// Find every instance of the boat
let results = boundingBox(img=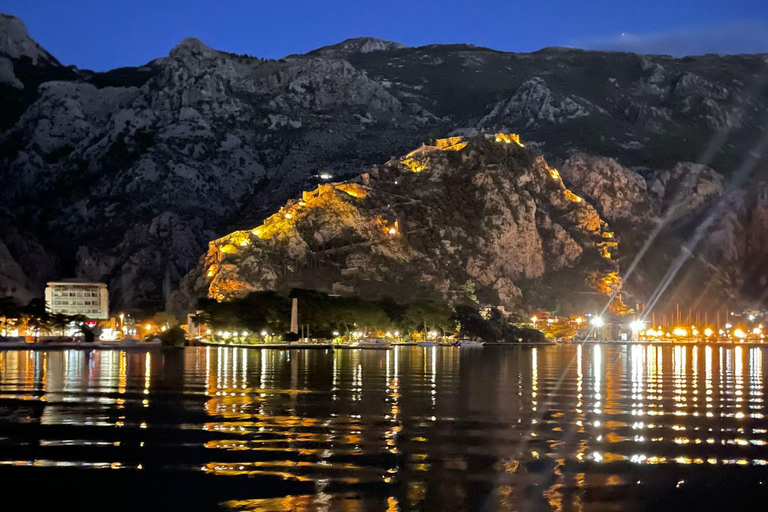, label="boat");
[417,341,437,347]
[94,338,163,349]
[457,339,485,347]
[353,337,393,349]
